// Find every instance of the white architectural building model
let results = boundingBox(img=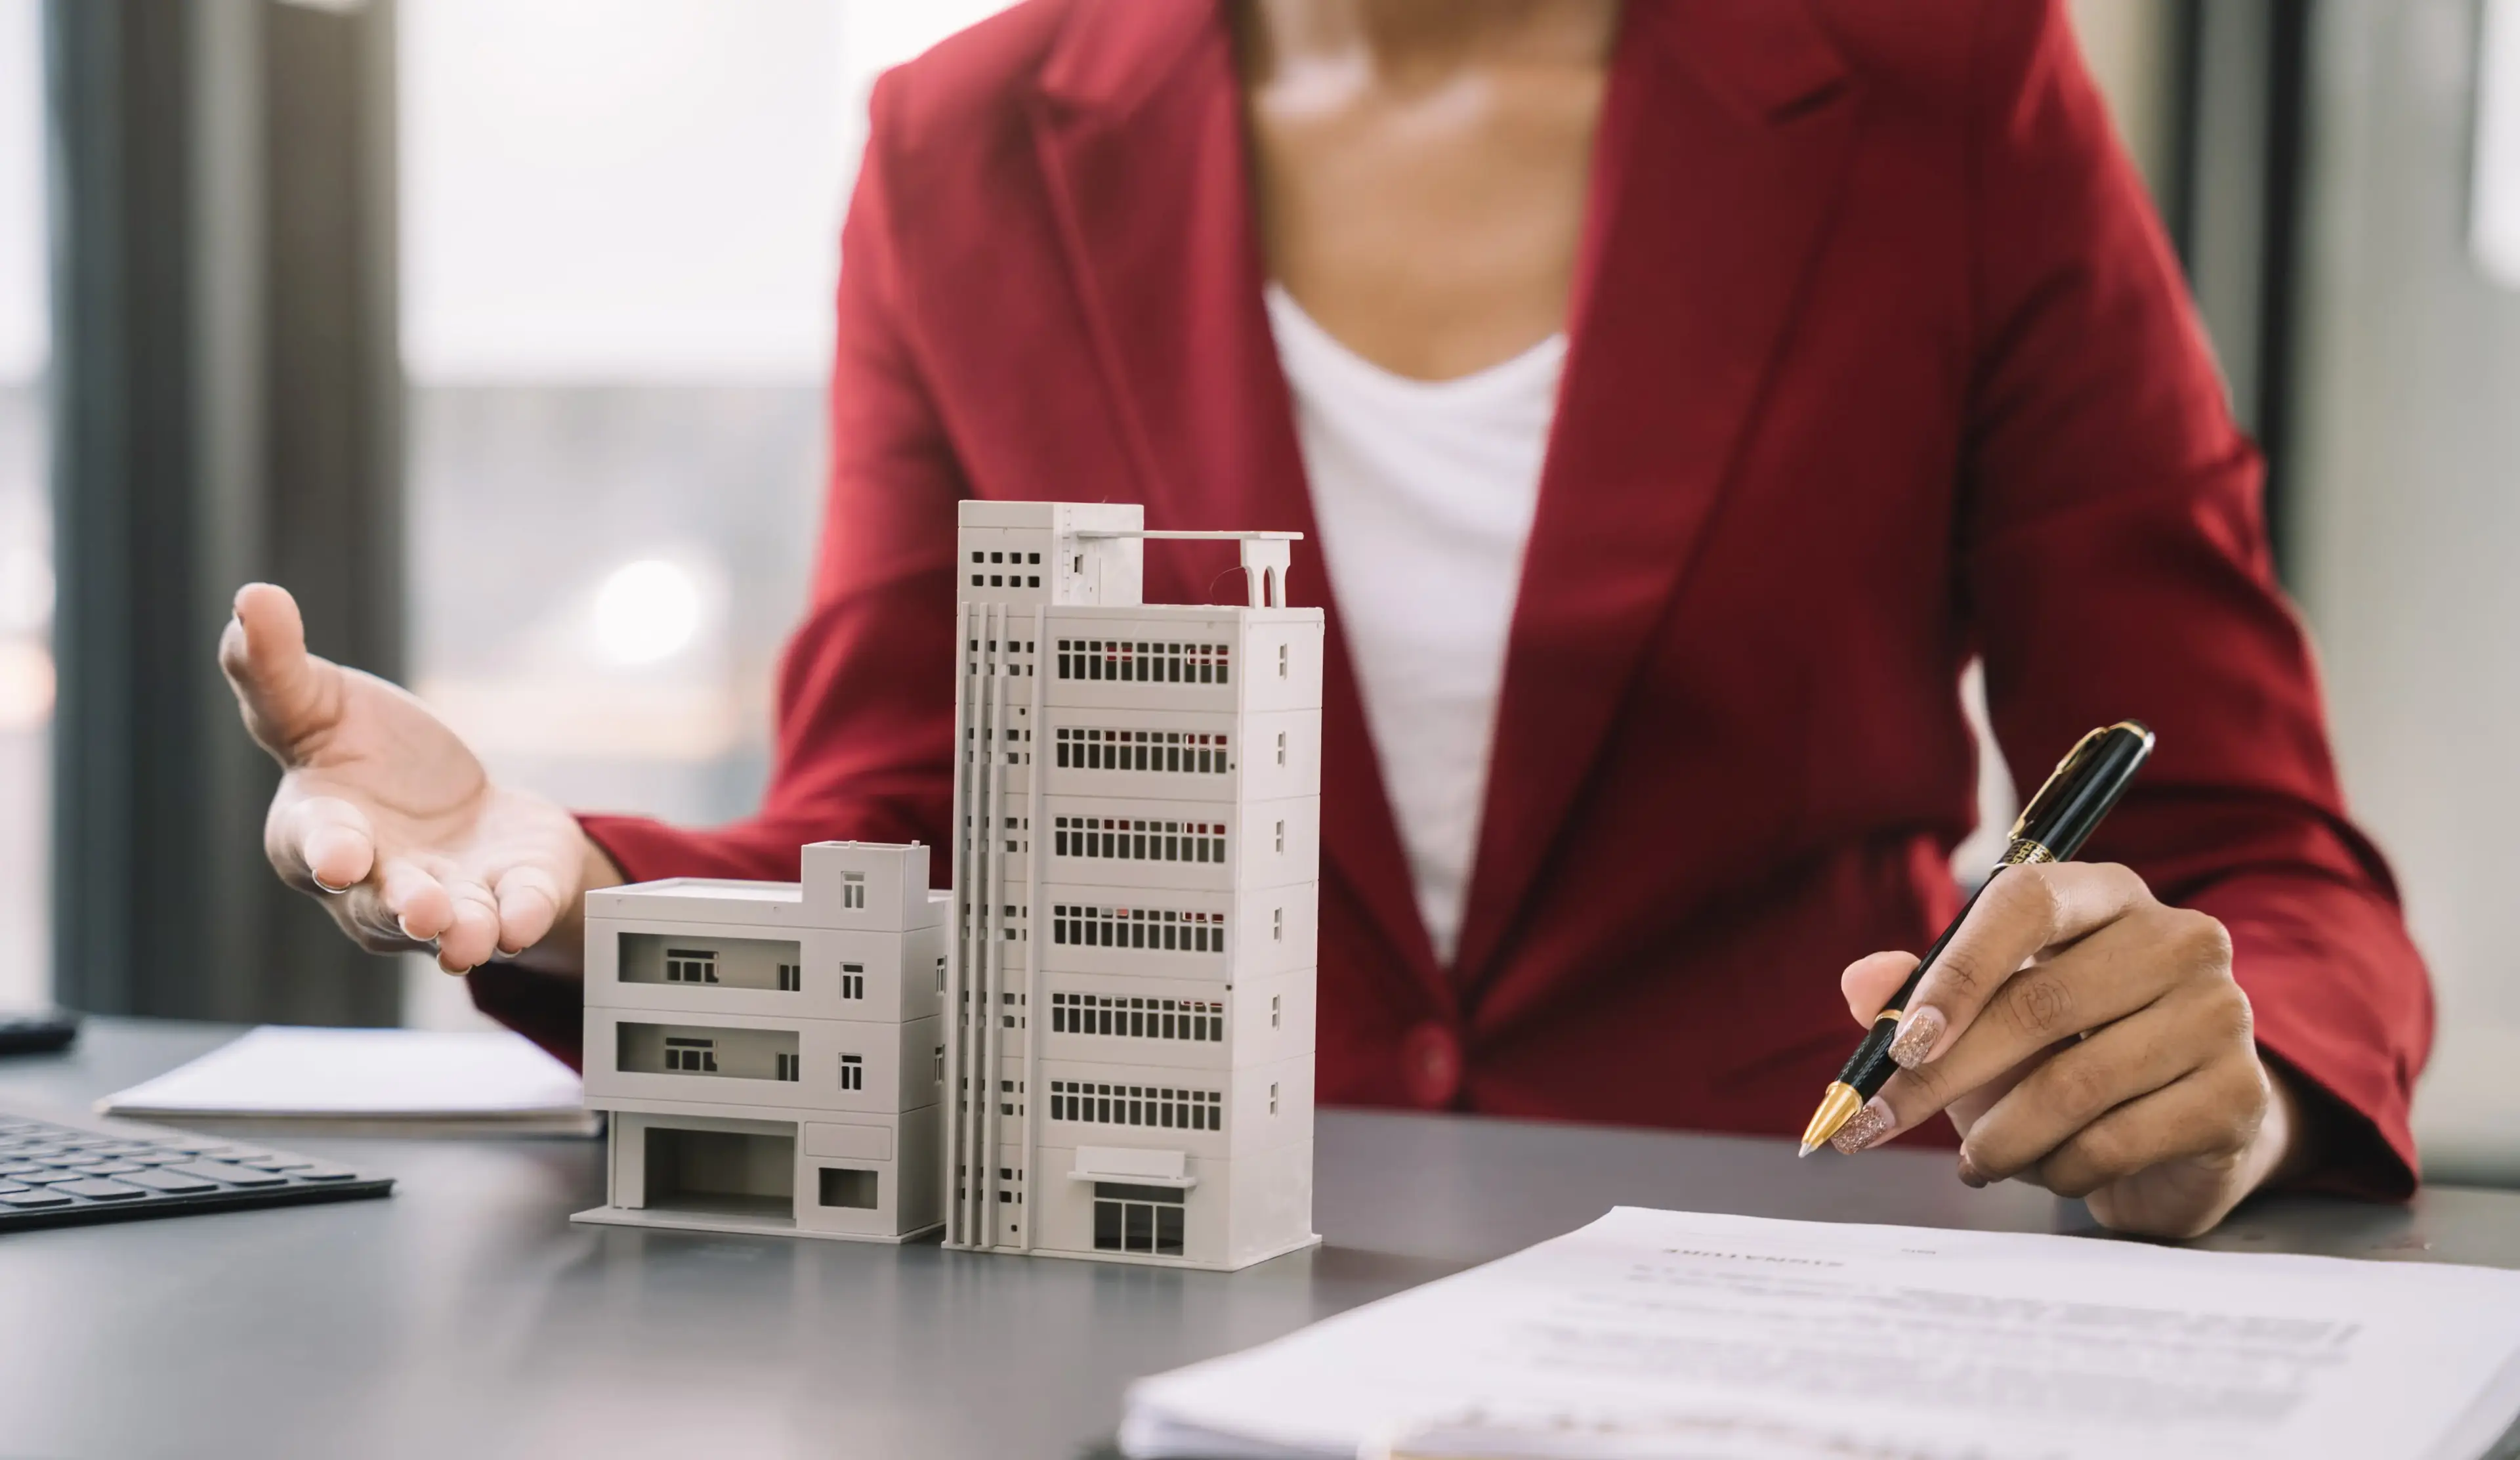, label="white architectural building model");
[945,500,1324,1270]
[573,841,947,1243]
